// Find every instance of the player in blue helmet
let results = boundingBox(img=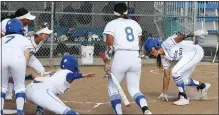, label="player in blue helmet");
[25,55,95,115]
[5,19,24,35]
[1,18,33,115]
[144,34,211,106]
[60,54,79,72]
